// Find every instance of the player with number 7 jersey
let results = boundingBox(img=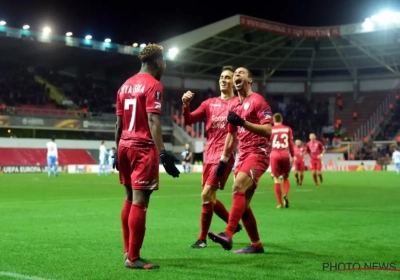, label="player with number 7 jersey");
[270,113,295,208]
